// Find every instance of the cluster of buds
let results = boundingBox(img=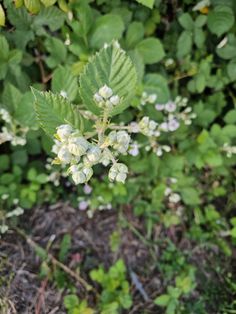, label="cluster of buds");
[51,123,130,185]
[138,117,160,137]
[108,130,130,154]
[140,92,157,106]
[0,109,28,146]
[165,178,181,204]
[93,85,120,110]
